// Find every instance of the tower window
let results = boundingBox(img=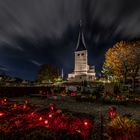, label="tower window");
[77,54,80,56]
[81,53,84,56]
